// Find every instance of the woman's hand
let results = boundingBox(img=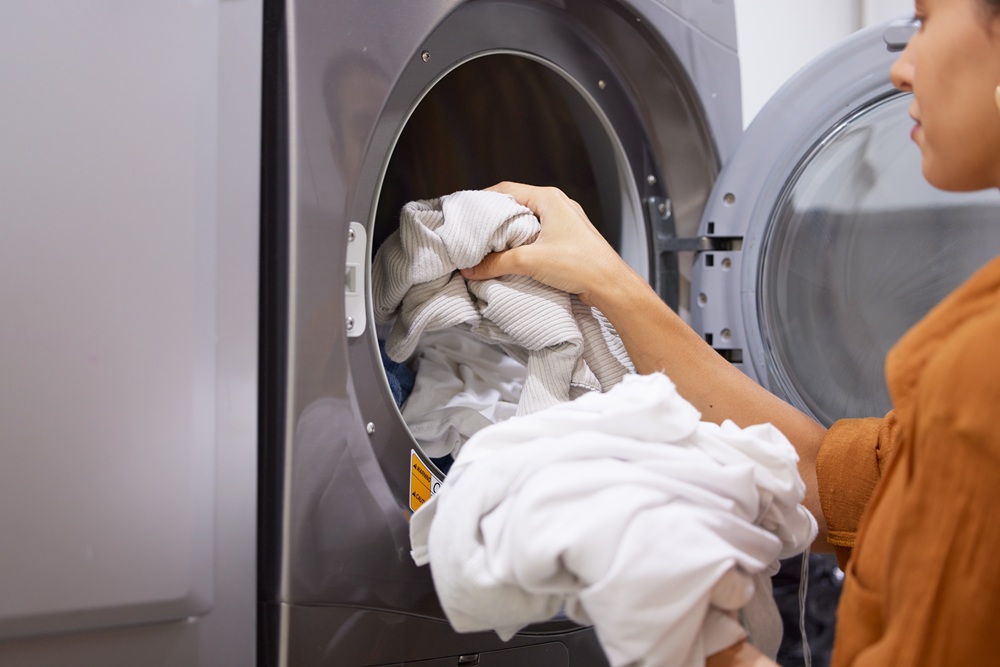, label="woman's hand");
[460,182,635,305]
